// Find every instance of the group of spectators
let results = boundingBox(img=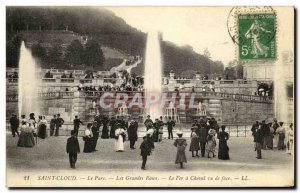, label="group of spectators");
[77,85,144,93]
[251,119,294,159]
[189,118,229,160]
[7,72,19,82]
